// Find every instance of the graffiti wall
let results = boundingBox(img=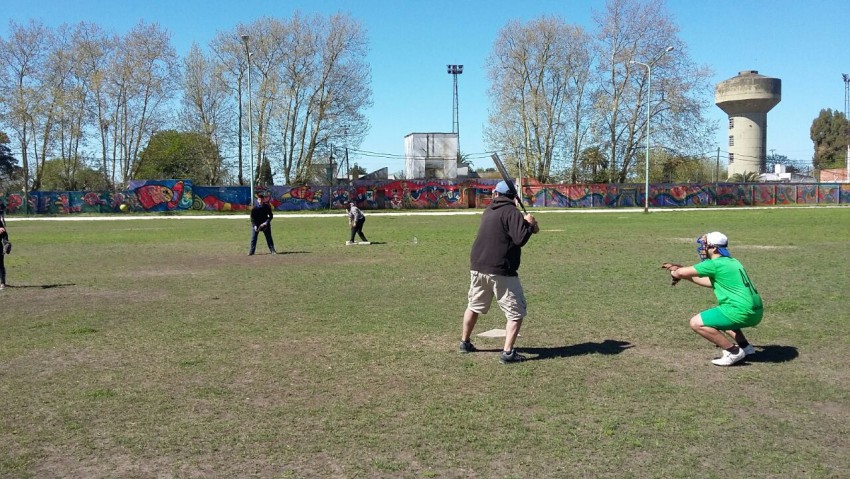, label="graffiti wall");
[2,181,849,214]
